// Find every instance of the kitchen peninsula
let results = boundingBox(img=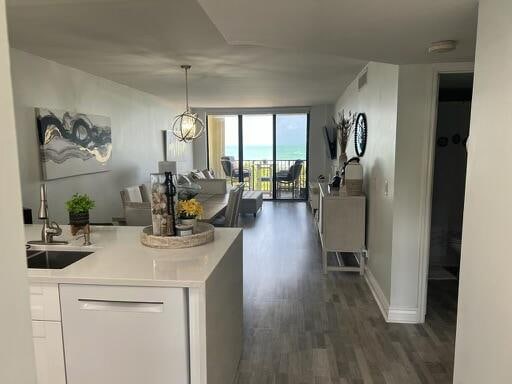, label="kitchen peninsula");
[25,225,243,384]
